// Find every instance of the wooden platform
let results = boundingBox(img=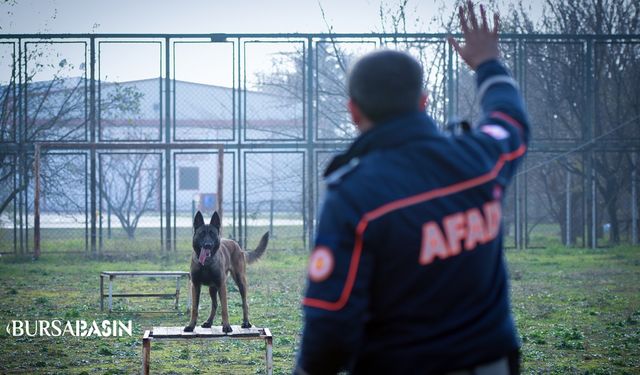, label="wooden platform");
[142,326,273,375]
[151,325,267,338]
[102,271,190,276]
[99,271,191,313]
